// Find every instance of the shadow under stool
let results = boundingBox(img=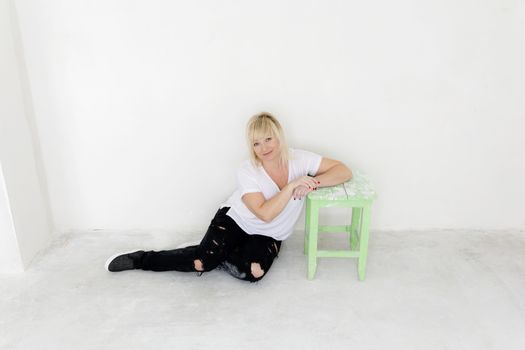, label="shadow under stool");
[304,171,377,280]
